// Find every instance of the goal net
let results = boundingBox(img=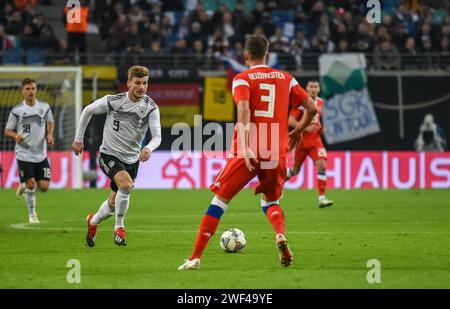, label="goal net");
[0,67,83,189]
